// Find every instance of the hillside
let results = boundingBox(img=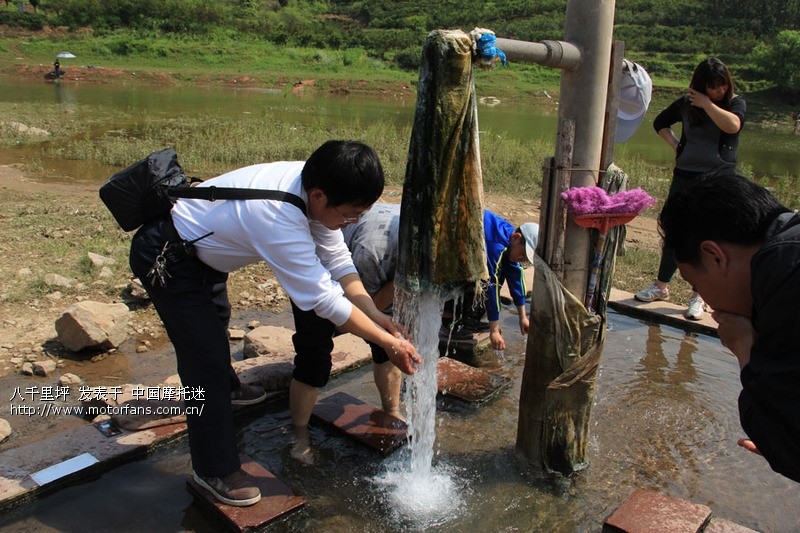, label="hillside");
[2,0,799,91]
